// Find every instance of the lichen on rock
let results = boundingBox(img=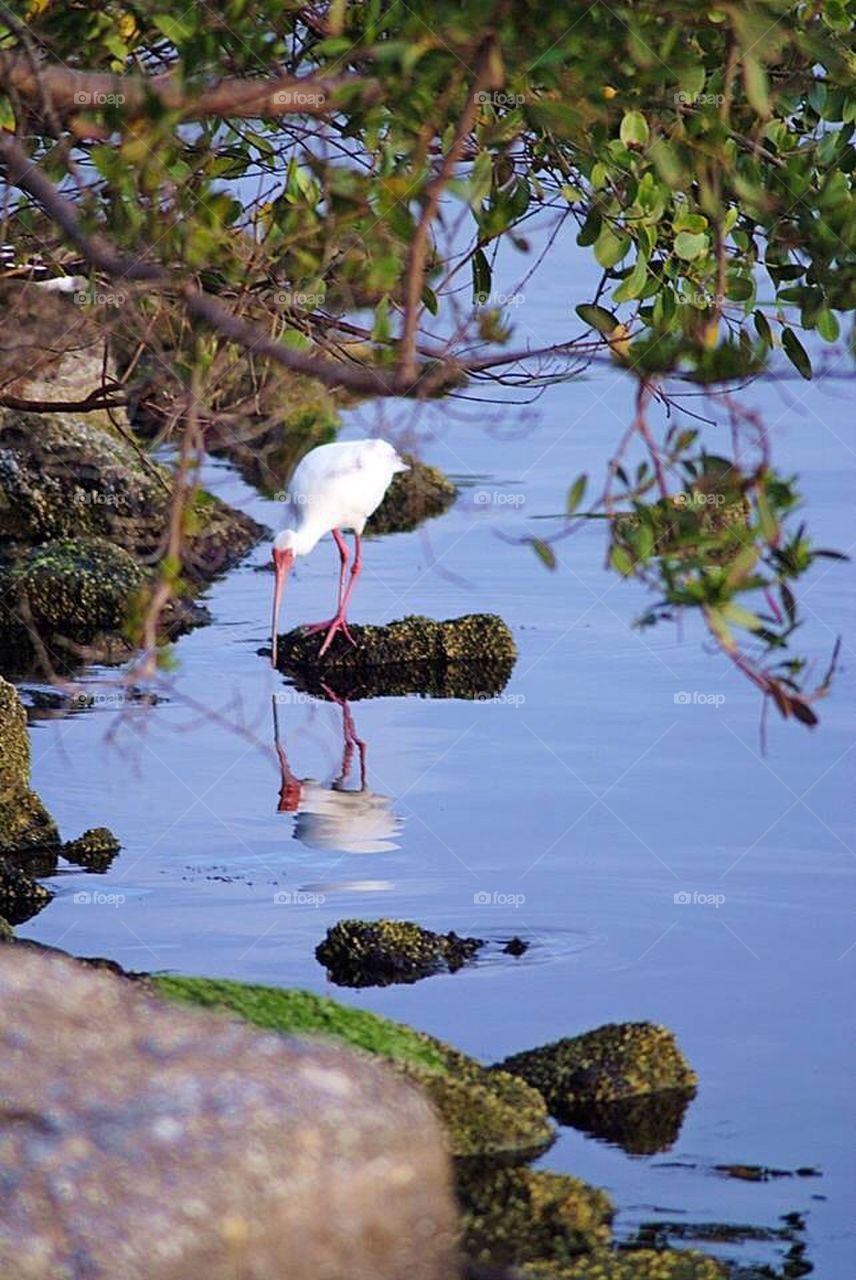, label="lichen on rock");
[62,827,122,873]
[0,862,53,925]
[316,918,485,987]
[0,675,58,858]
[274,612,517,700]
[496,1022,697,1124]
[366,454,457,536]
